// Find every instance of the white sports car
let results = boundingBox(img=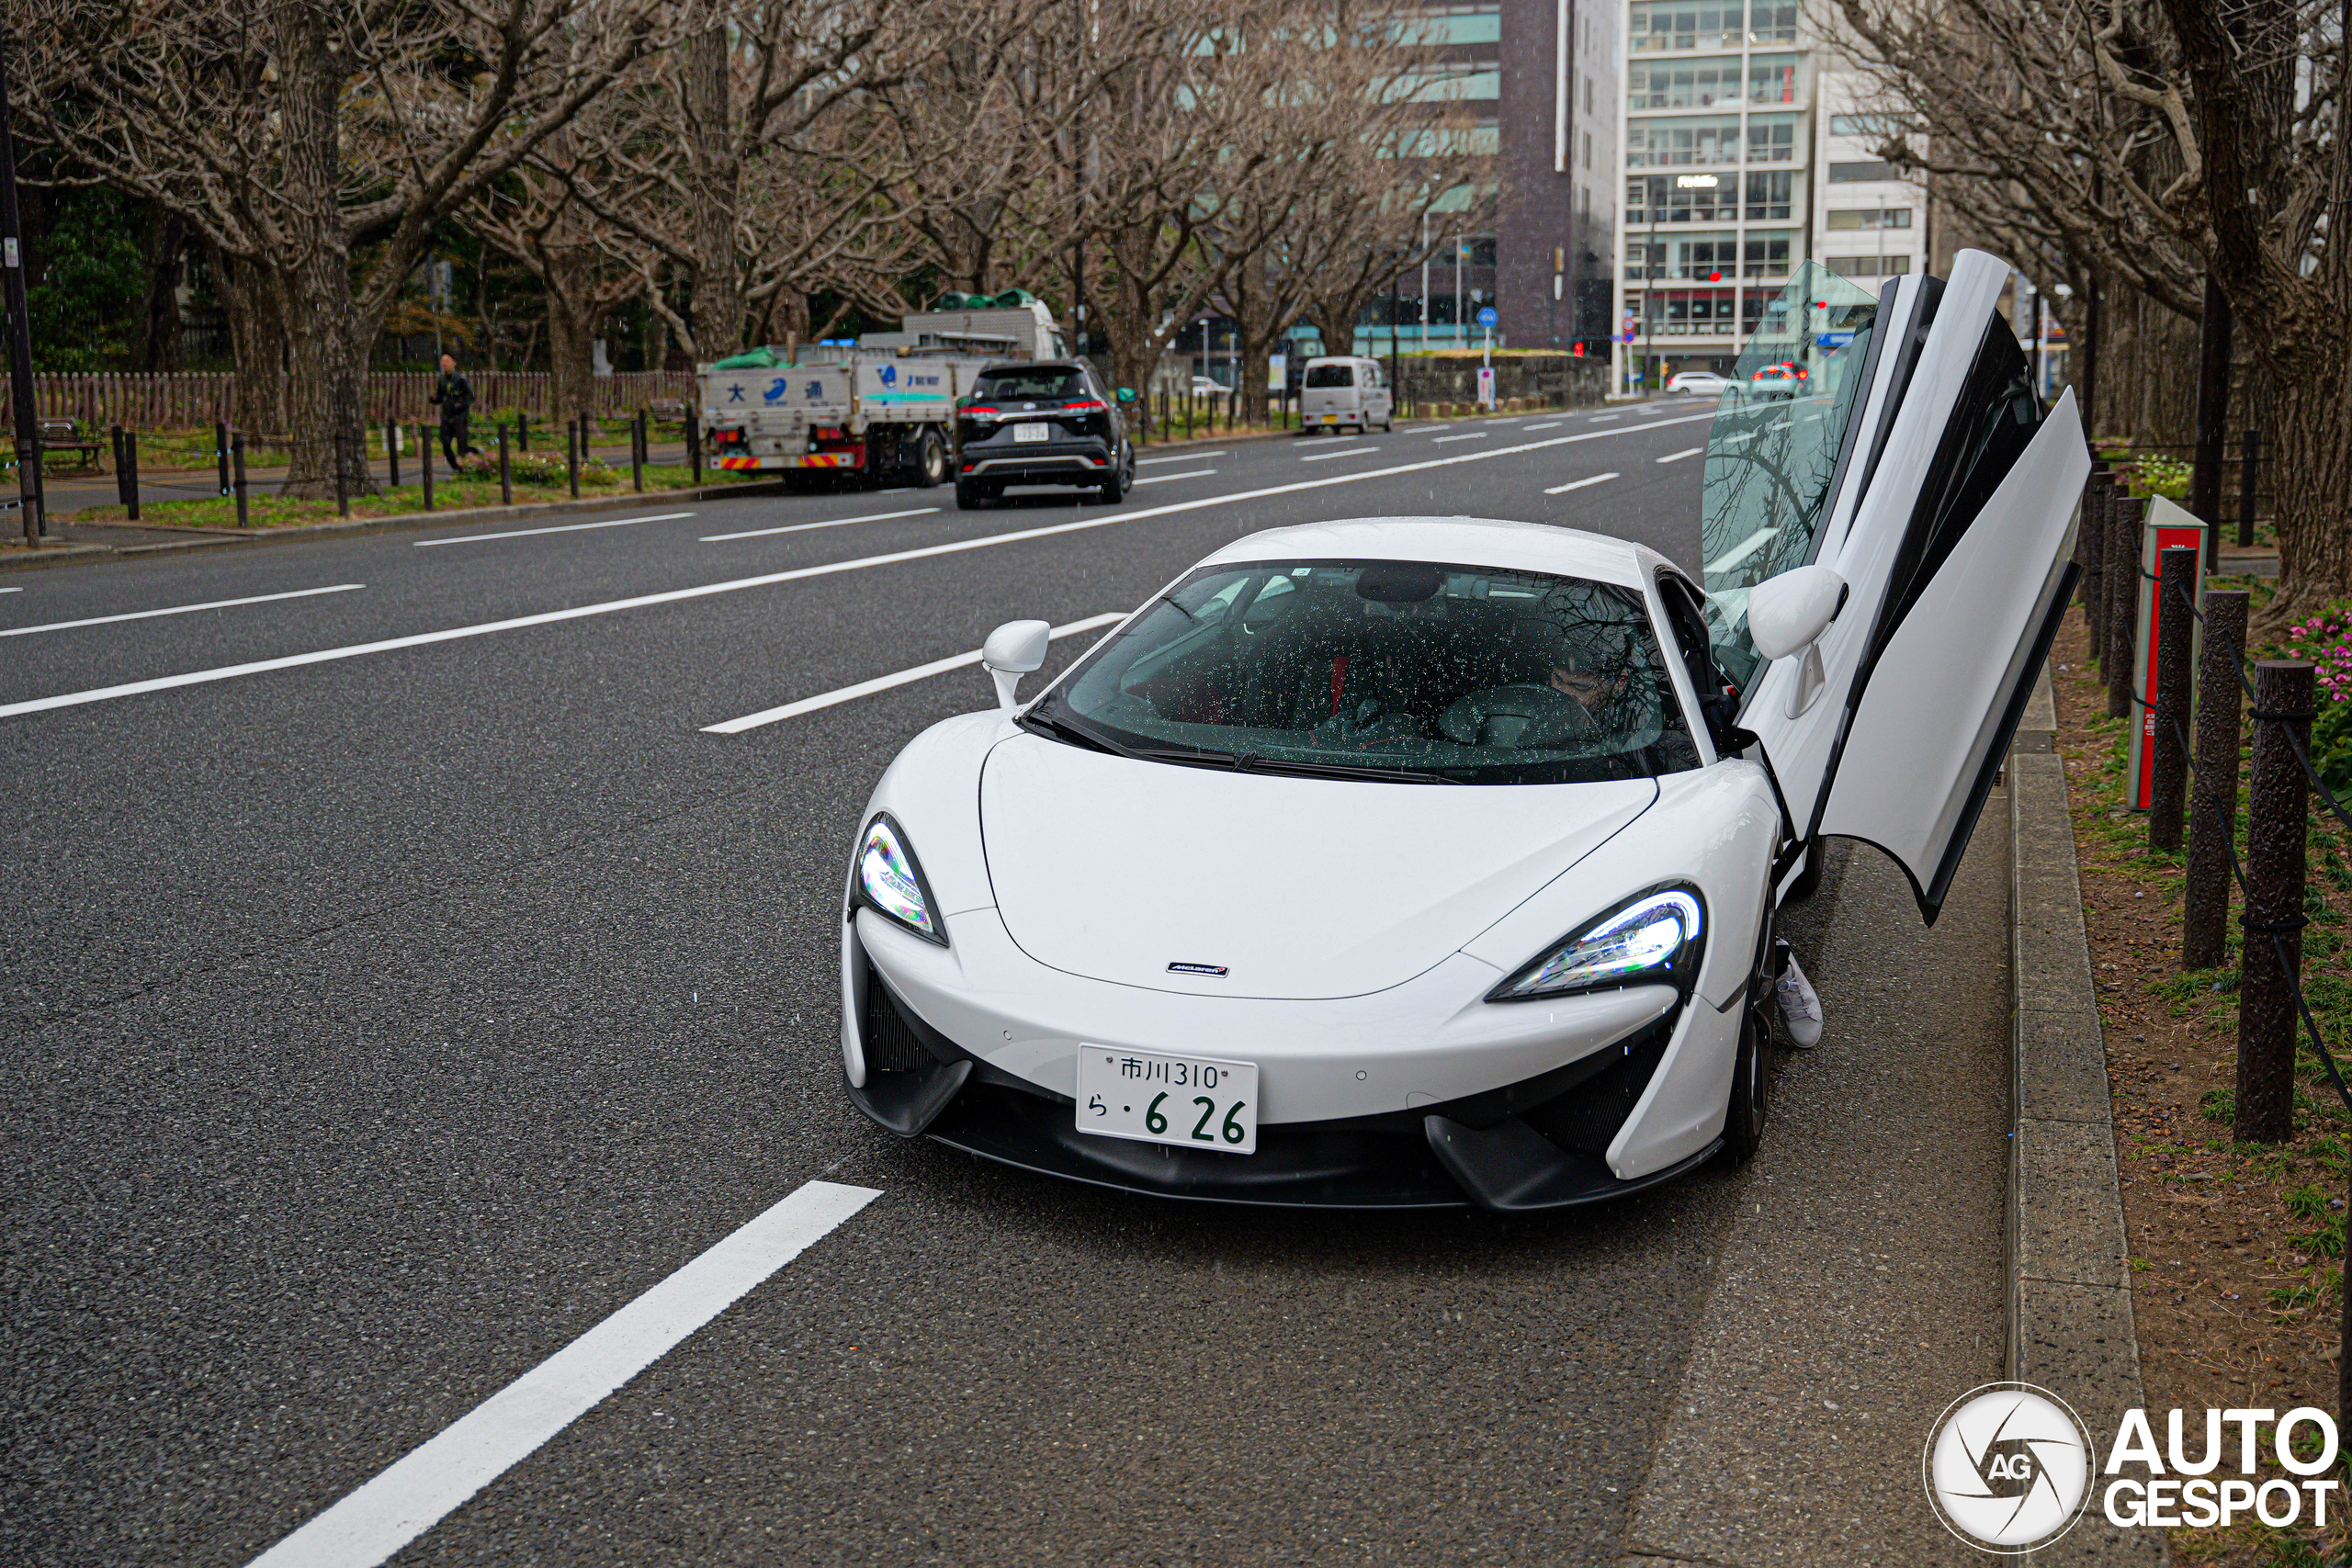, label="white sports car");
[839,252,2087,1210]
